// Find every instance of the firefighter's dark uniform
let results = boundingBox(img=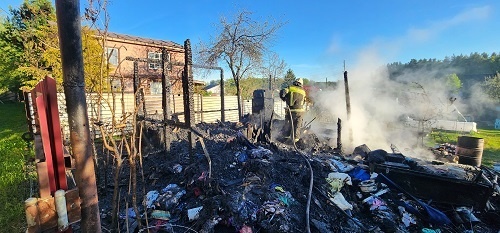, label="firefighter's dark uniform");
[280,83,306,142]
